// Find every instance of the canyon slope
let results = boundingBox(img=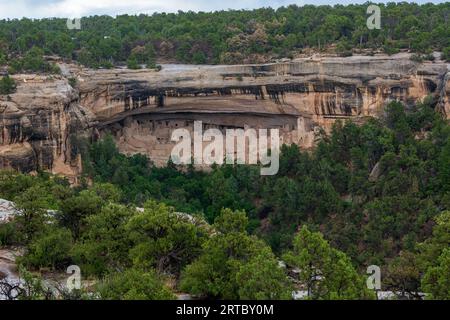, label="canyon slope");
[1,53,449,181]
